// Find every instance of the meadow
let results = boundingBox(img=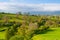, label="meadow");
[0,12,60,40]
[33,28,60,40]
